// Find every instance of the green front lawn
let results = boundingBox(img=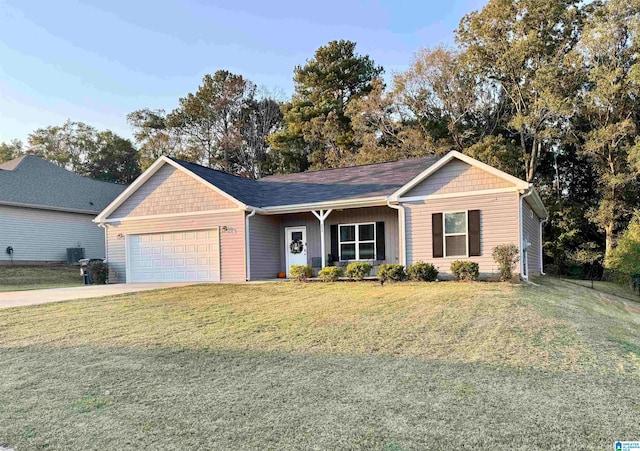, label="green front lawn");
[0,279,639,449]
[0,265,82,292]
